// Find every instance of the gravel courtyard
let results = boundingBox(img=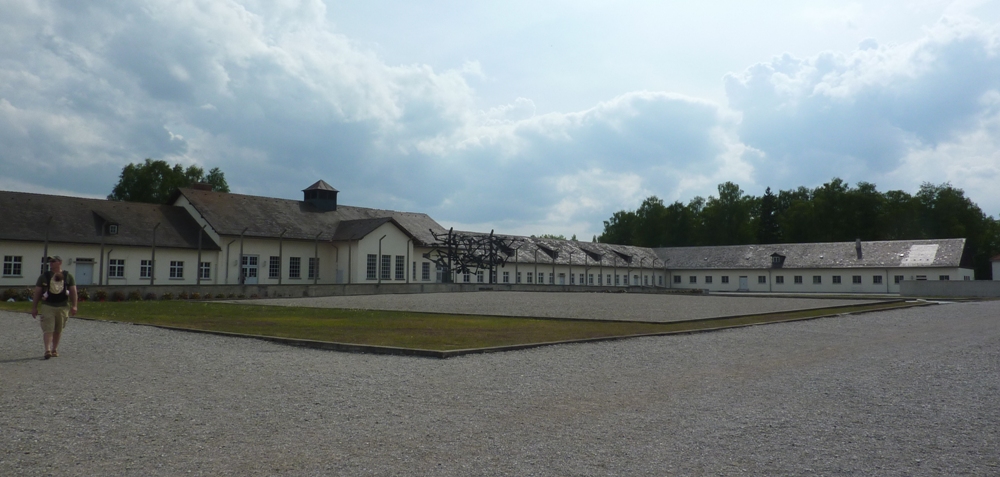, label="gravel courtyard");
[244,291,883,322]
[2,296,998,476]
